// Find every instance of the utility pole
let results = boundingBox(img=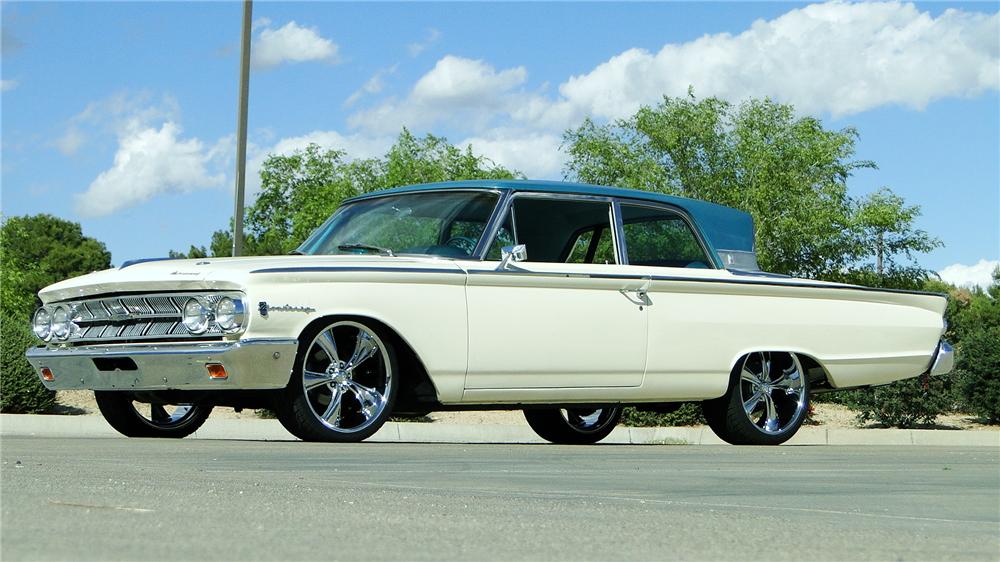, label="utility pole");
[232,0,252,257]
